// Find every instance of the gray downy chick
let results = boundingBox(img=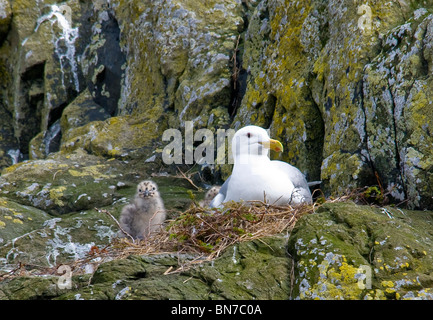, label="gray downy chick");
[199,185,221,207]
[119,180,166,239]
